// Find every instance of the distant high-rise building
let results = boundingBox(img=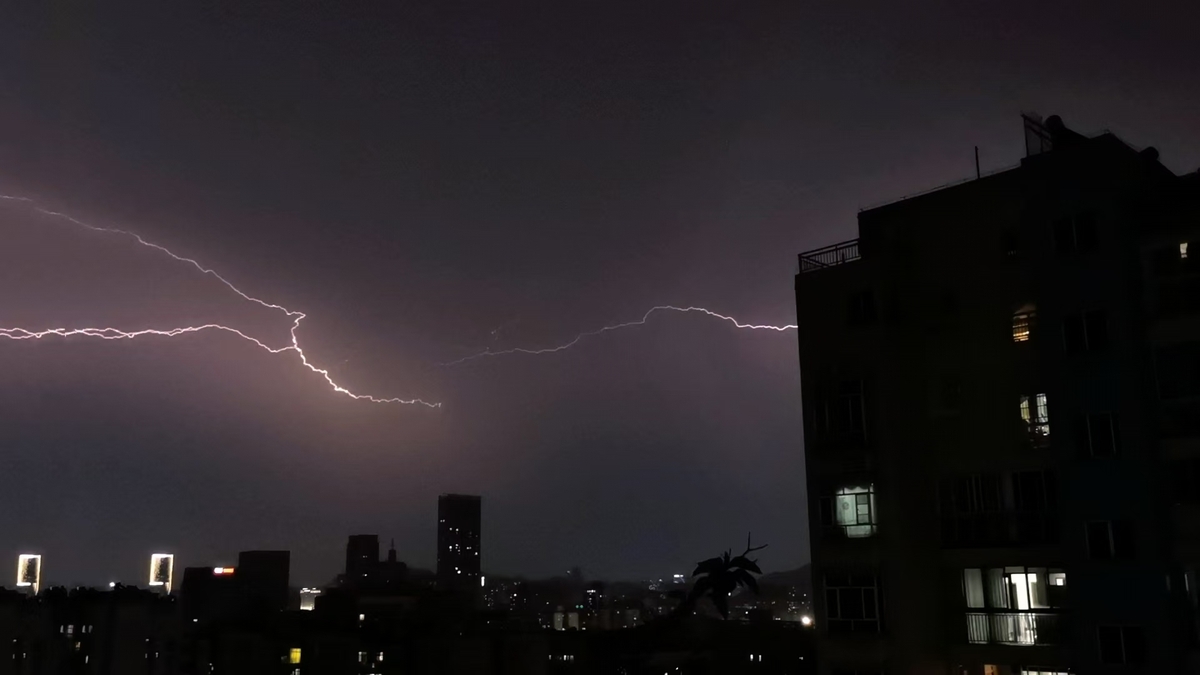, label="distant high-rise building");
[149,553,174,593]
[236,550,290,615]
[345,534,379,582]
[16,554,40,594]
[180,565,239,623]
[299,587,321,611]
[437,494,481,588]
